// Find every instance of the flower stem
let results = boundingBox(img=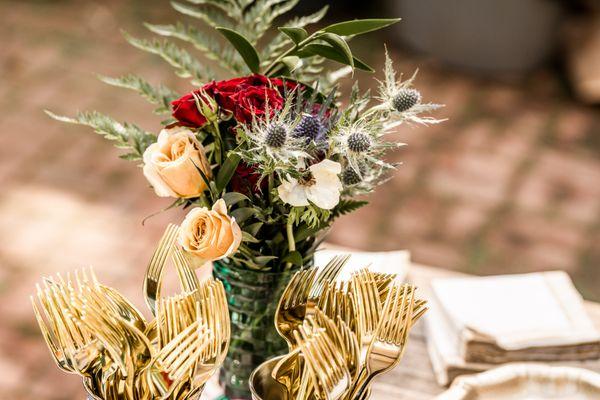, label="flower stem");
[268,173,274,204]
[212,121,224,165]
[285,214,296,270]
